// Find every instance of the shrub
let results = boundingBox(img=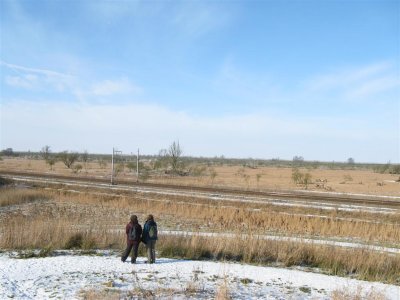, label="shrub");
[291,169,312,188]
[389,165,400,174]
[65,233,83,249]
[73,164,83,174]
[0,176,13,187]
